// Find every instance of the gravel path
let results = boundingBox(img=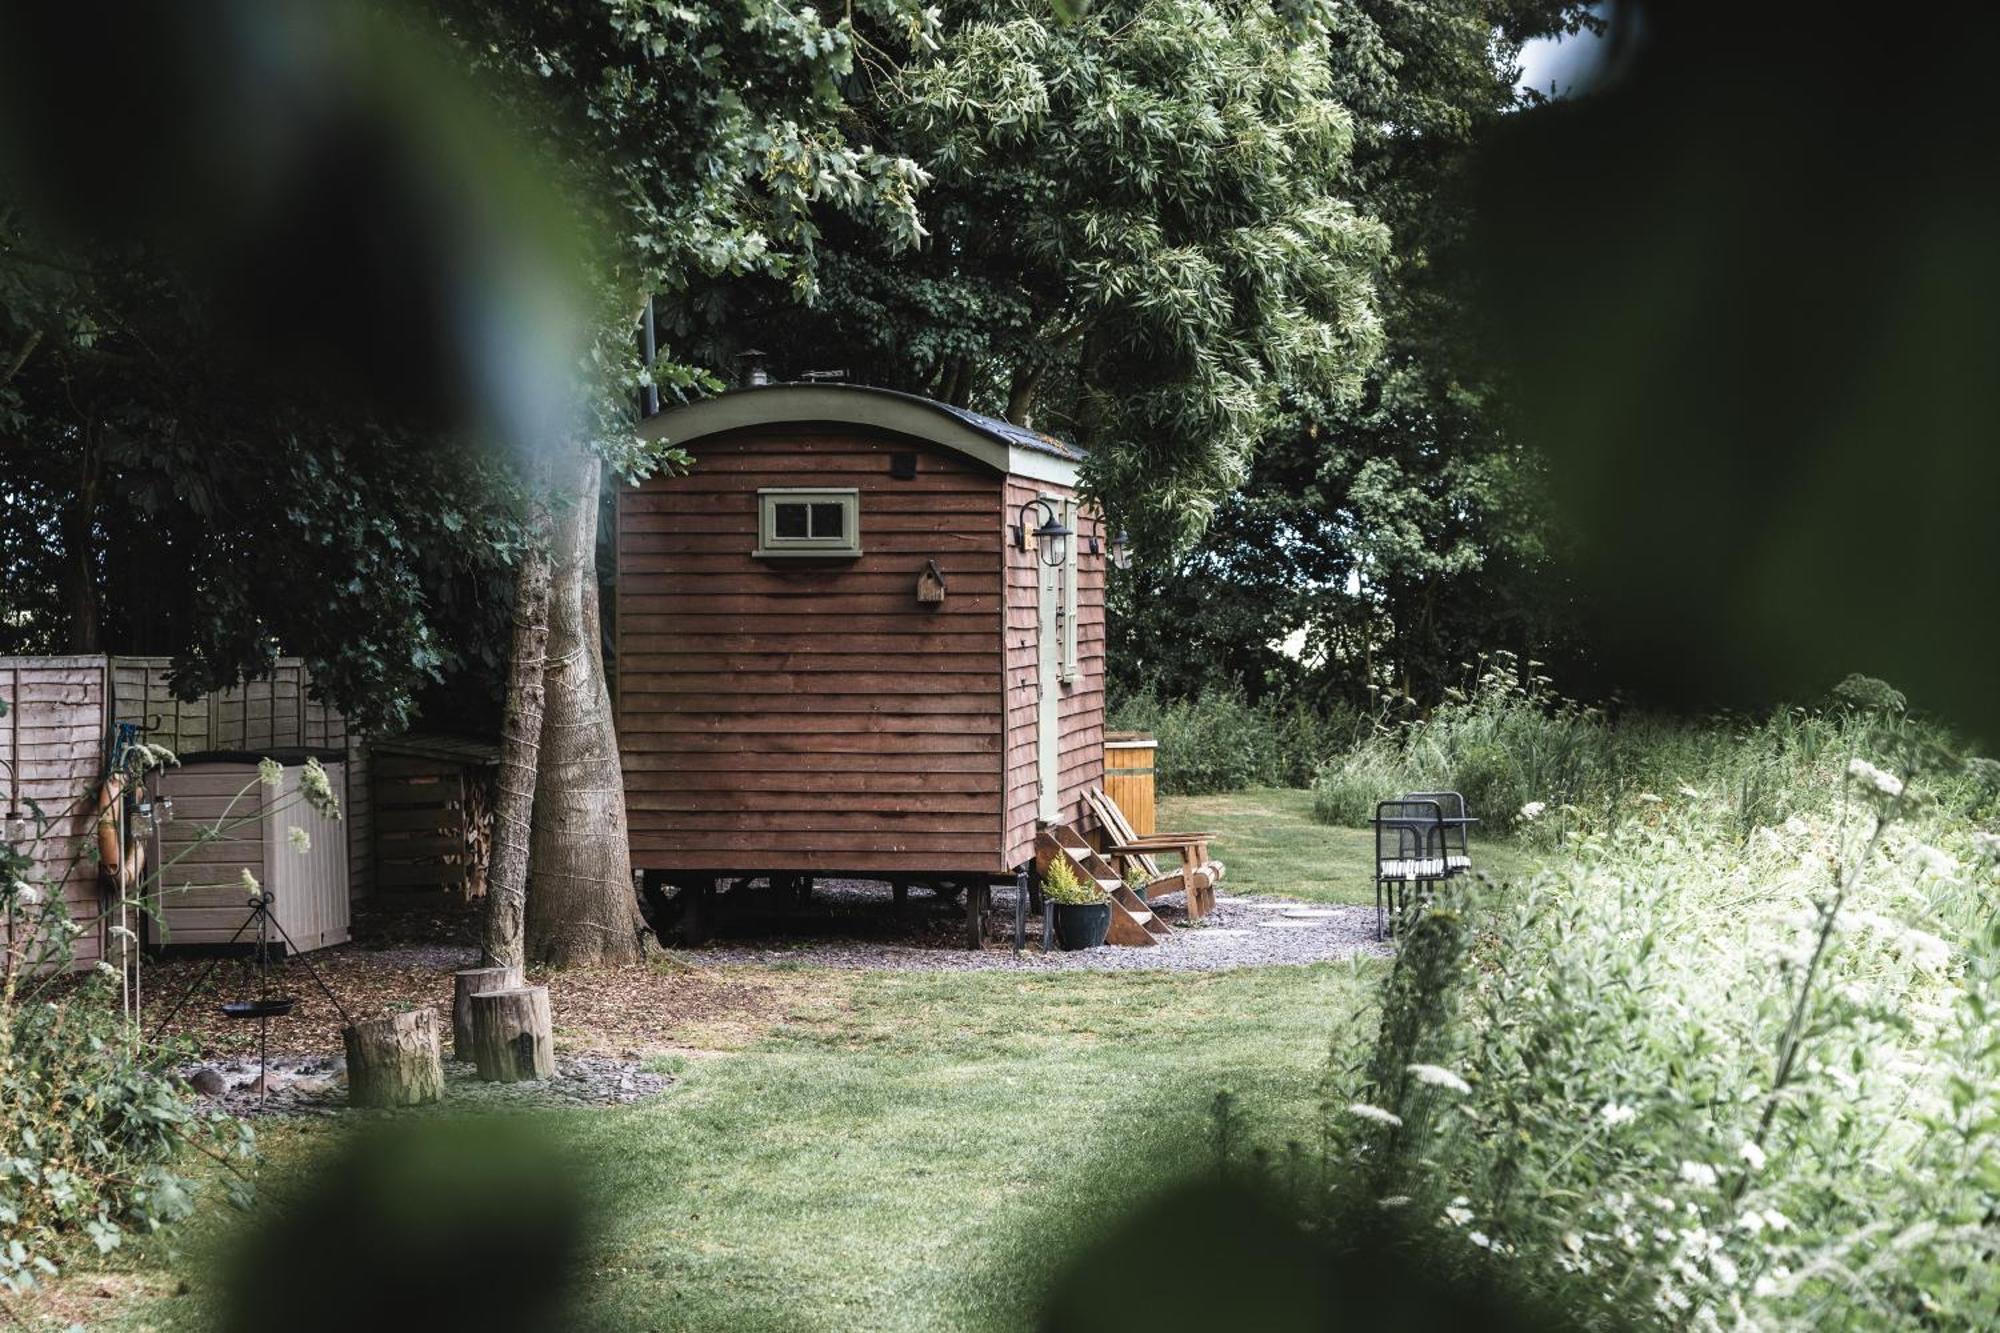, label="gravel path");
[679,881,1388,973]
[179,1052,672,1118]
